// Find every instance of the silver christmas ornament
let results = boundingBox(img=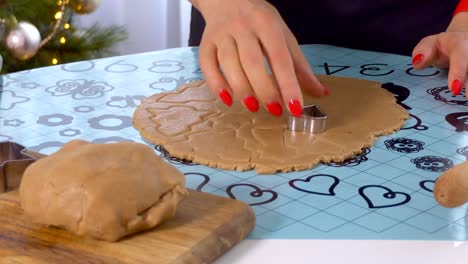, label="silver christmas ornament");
[72,0,100,14]
[6,22,41,60]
